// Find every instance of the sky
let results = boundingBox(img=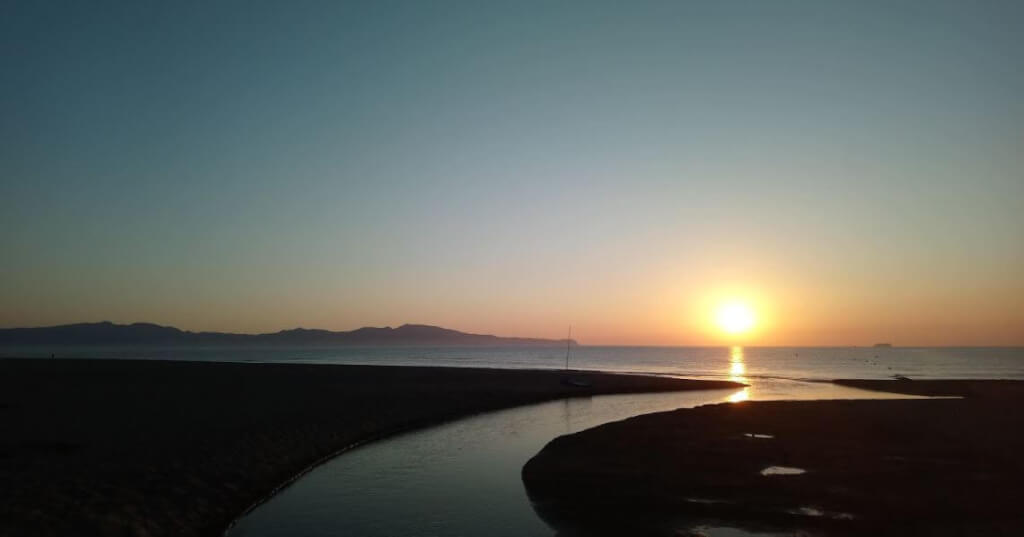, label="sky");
[2,1,1022,345]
